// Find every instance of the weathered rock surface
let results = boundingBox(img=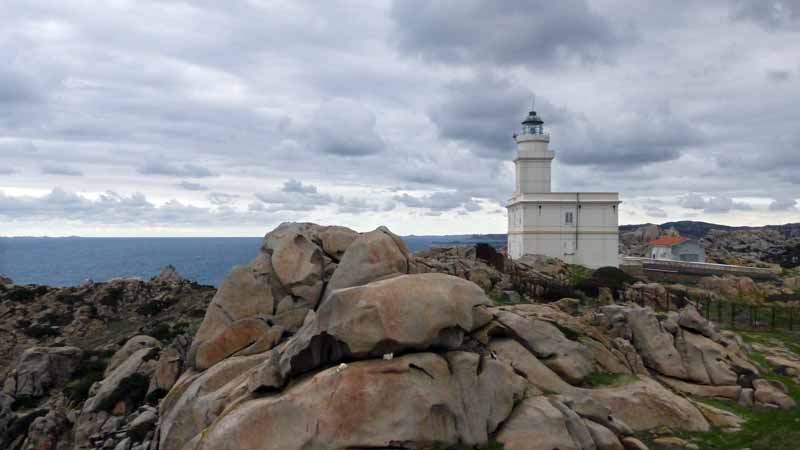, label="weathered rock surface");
[3,346,83,399]
[2,222,797,450]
